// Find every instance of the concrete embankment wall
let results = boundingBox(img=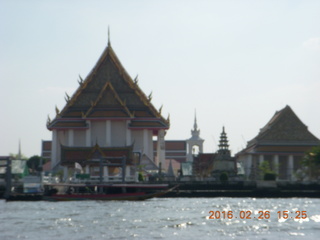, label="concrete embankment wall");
[162,181,320,198]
